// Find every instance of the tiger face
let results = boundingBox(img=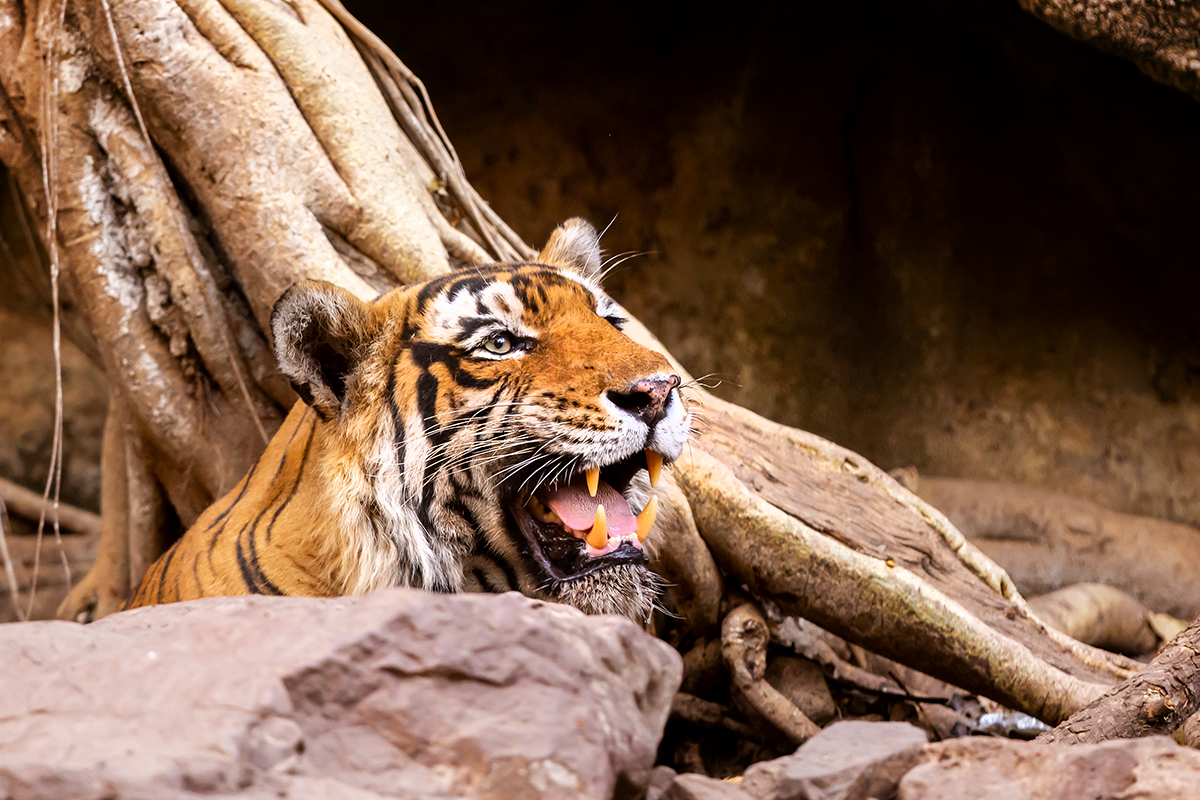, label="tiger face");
[271,219,690,618]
